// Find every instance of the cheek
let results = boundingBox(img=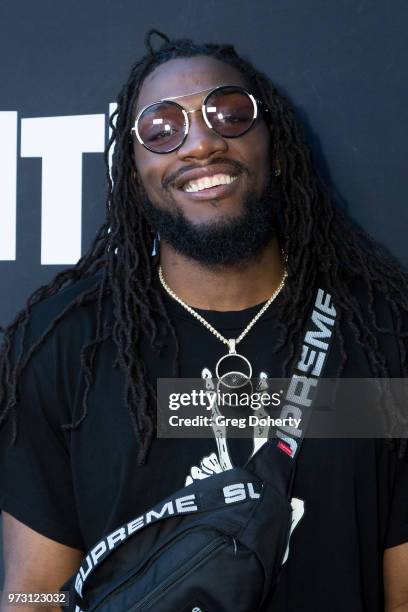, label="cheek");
[245,124,272,185]
[133,146,165,199]
[256,122,272,159]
